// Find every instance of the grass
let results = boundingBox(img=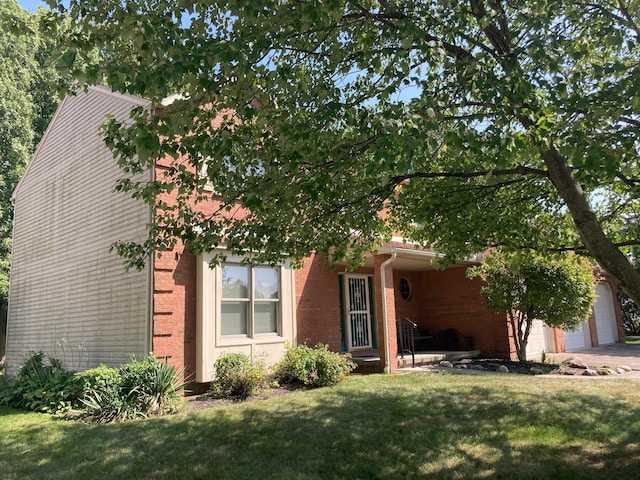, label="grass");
[2,372,640,479]
[626,336,640,345]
